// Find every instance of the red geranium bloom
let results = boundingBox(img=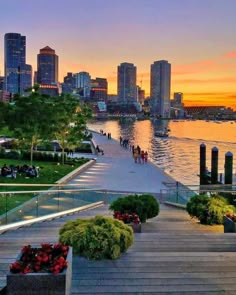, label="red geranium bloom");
[9,243,69,274]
